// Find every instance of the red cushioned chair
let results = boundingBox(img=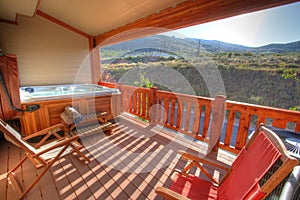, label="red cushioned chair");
[156,125,298,200]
